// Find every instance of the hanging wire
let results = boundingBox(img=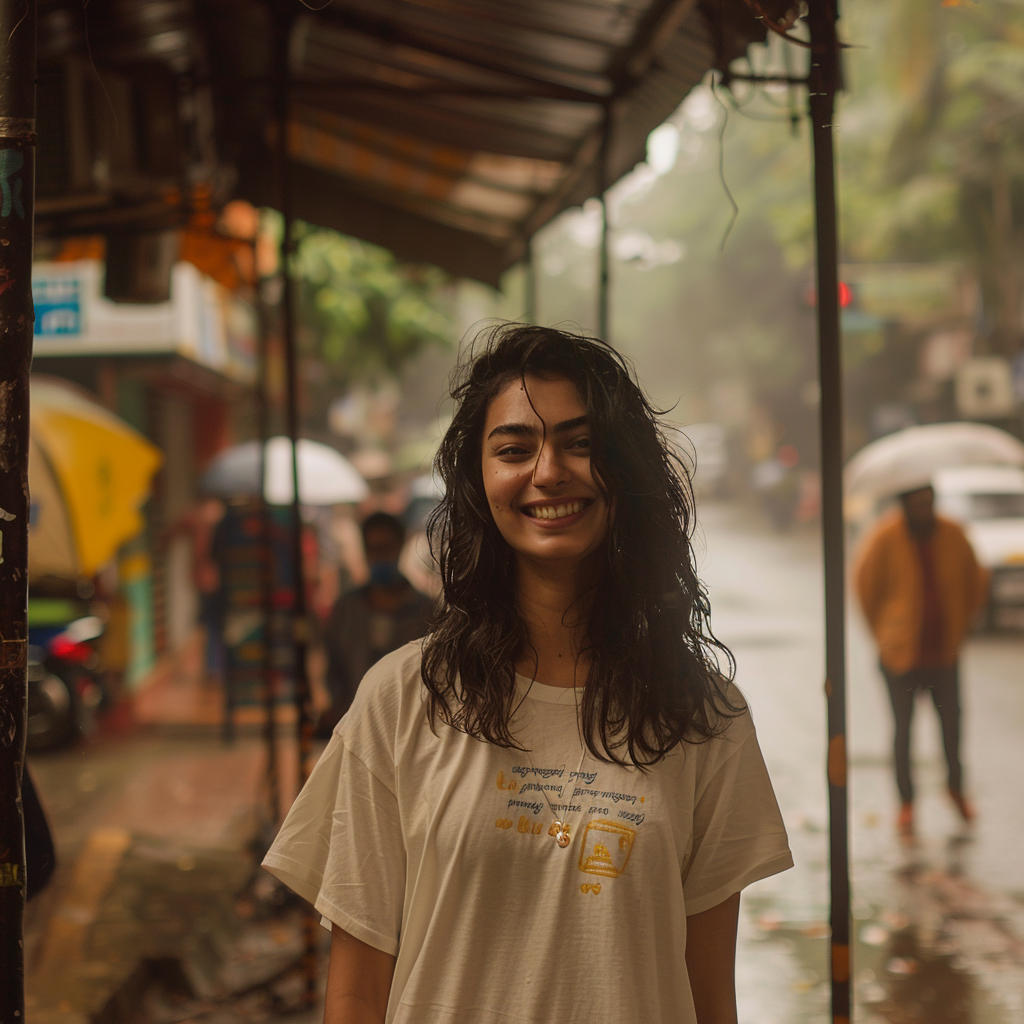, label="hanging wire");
[81,0,120,136]
[7,0,28,41]
[709,74,739,252]
[723,48,802,123]
[784,36,801,137]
